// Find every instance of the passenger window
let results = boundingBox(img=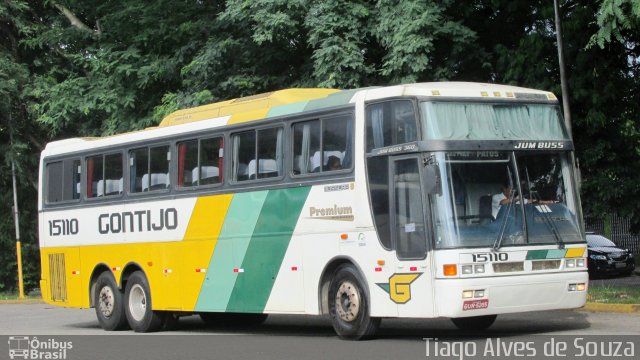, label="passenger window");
[177,137,223,188]
[232,128,282,182]
[87,153,123,198]
[130,145,170,193]
[366,100,417,152]
[292,115,353,175]
[45,159,81,203]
